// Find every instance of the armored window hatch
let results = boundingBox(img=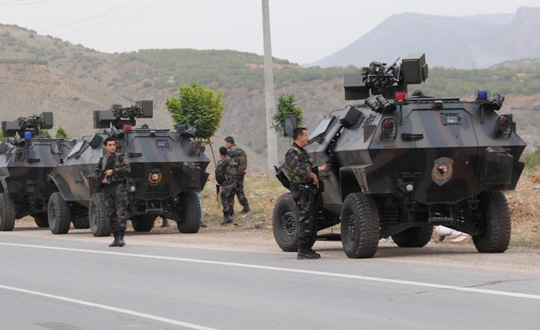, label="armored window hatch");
[66,140,88,159]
